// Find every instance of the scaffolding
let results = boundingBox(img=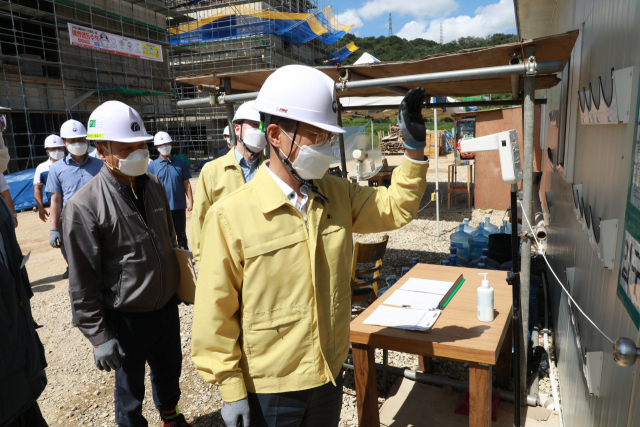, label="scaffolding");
[0,0,351,171]
[165,0,346,165]
[0,0,176,172]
